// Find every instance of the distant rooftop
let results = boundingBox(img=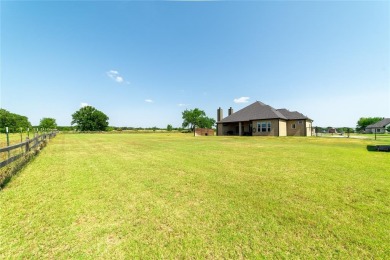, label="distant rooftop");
[366,118,390,128]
